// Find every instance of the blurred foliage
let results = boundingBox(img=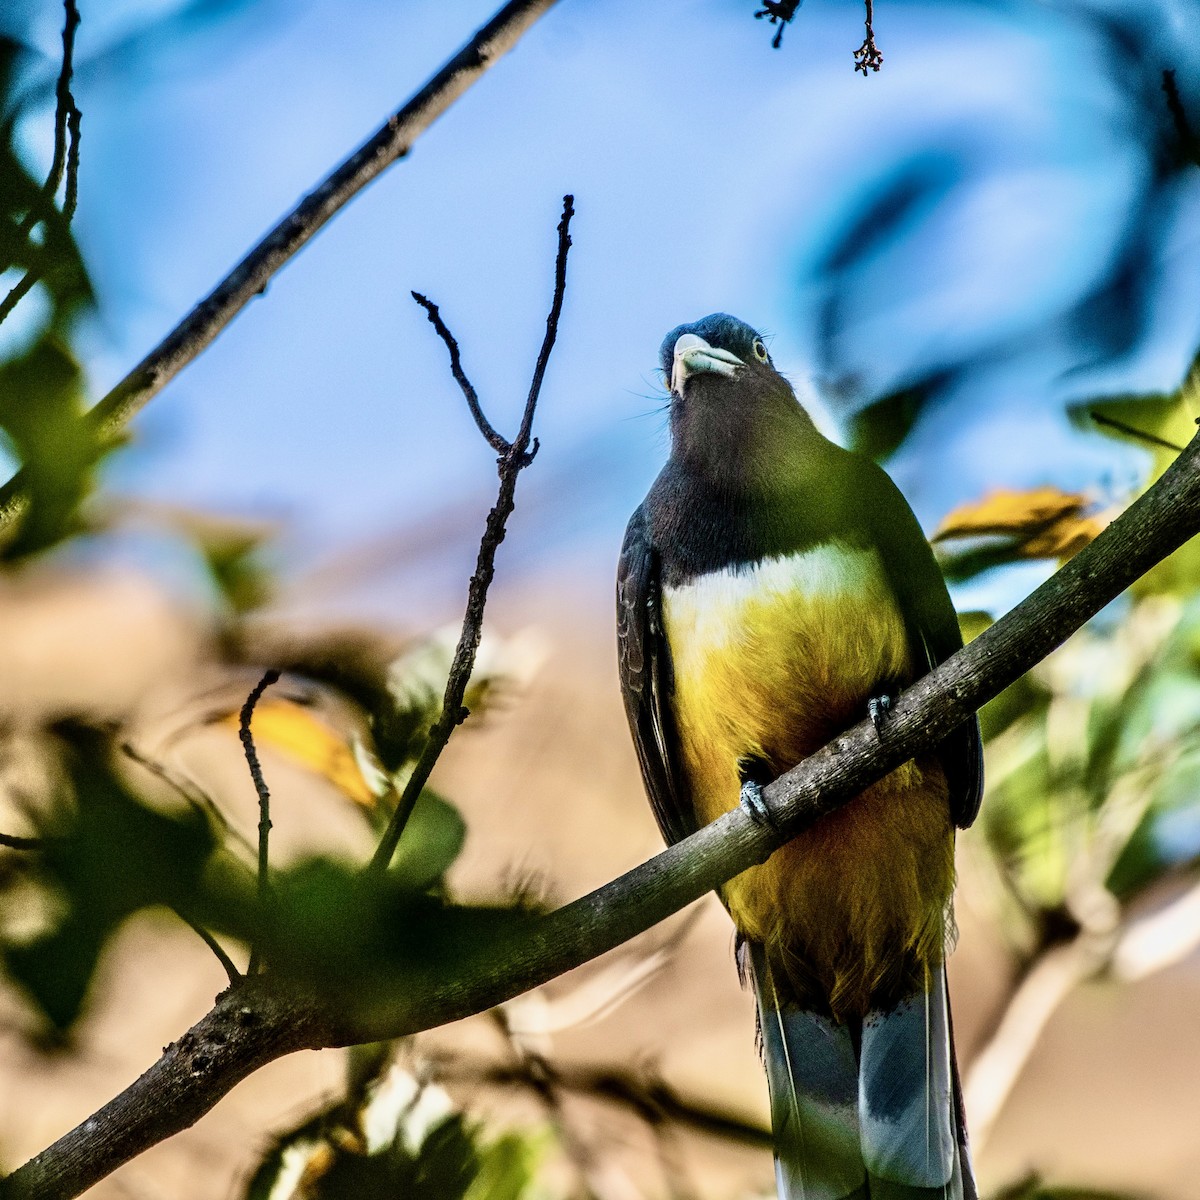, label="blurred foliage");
[0,12,104,563]
[927,344,1200,965]
[825,8,1200,453]
[245,1056,552,1200]
[3,724,216,1032]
